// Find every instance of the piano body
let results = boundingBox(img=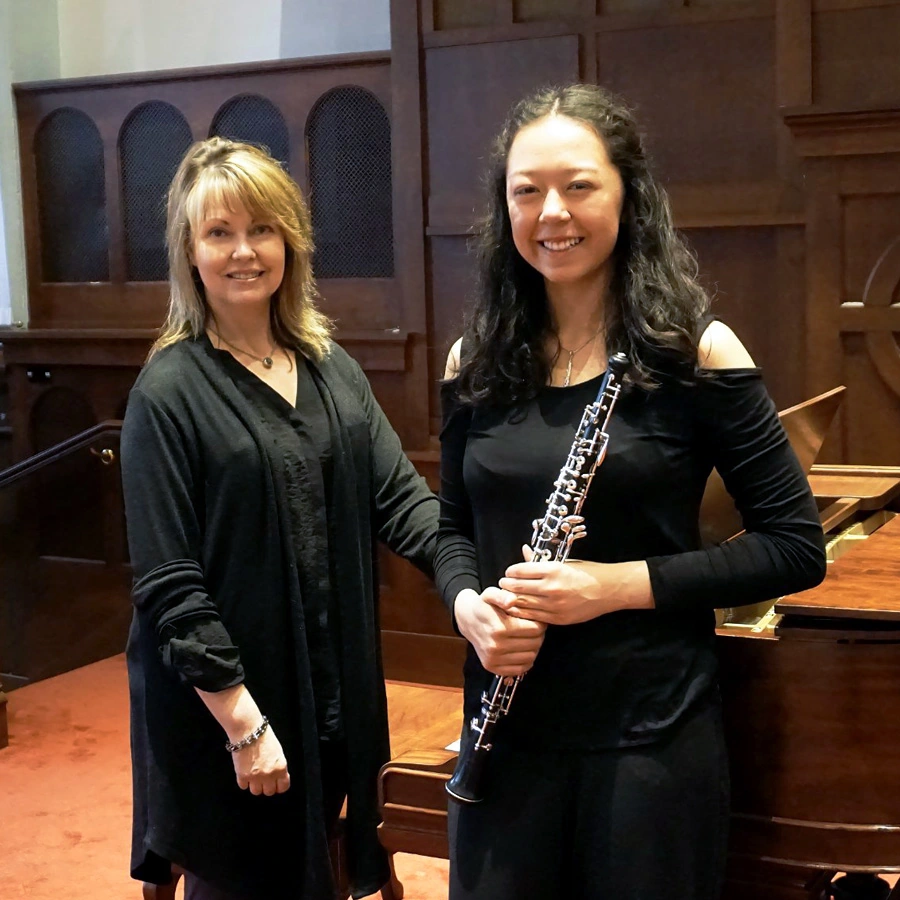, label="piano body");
[379,390,900,899]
